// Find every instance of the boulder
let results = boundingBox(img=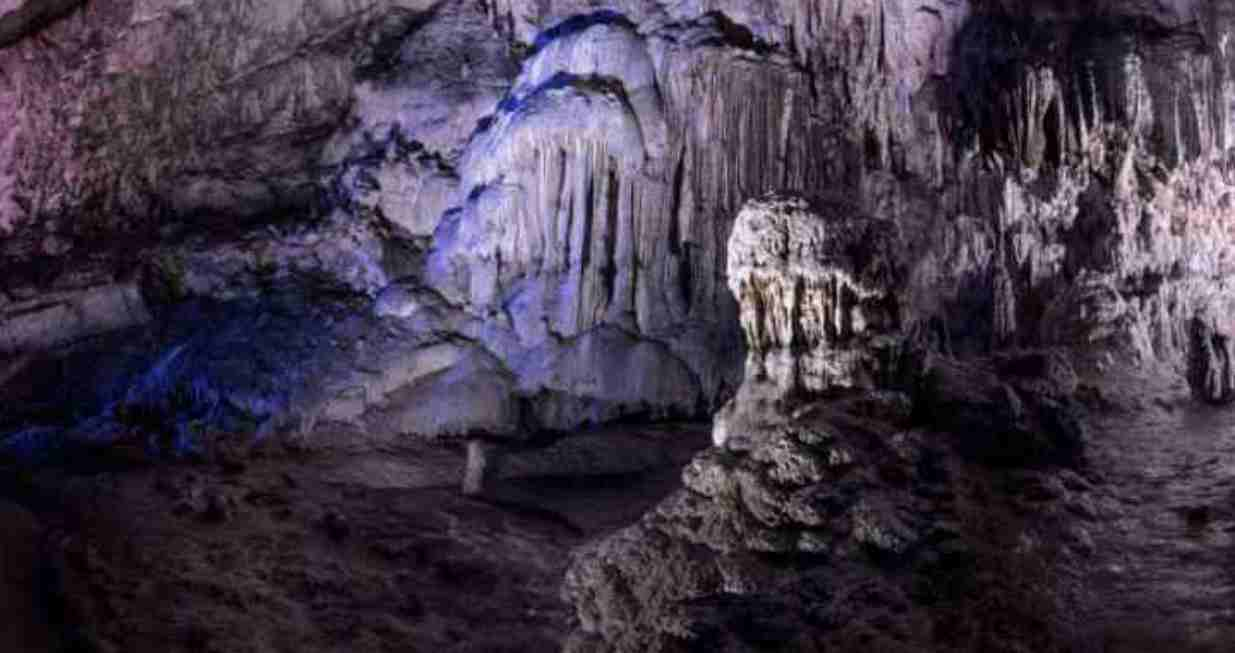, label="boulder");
[0,0,82,48]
